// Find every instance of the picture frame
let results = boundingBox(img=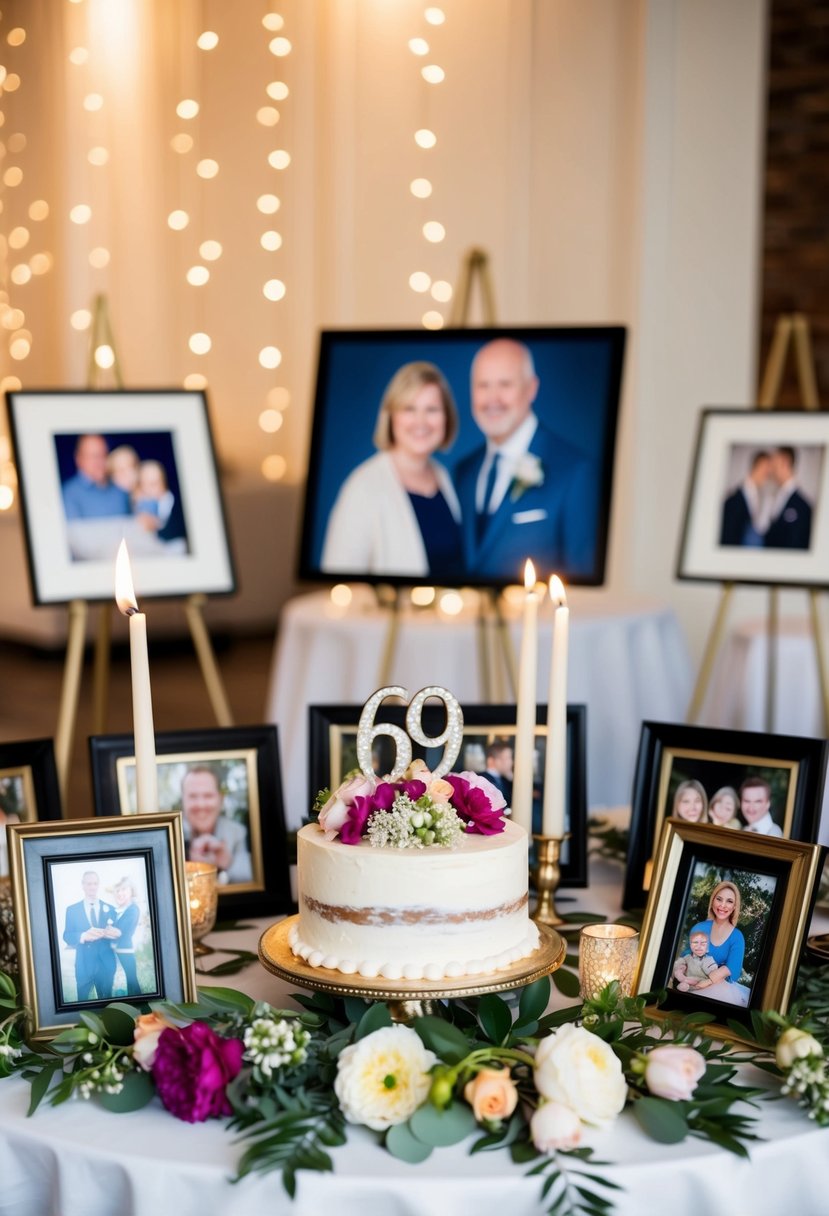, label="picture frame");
[623,721,827,909]
[677,407,829,589]
[299,327,626,589]
[6,389,237,605]
[0,738,62,879]
[88,725,292,919]
[634,820,821,1041]
[6,812,197,1041]
[308,702,589,886]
